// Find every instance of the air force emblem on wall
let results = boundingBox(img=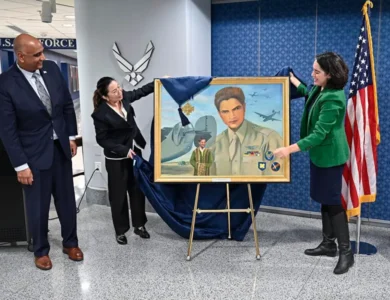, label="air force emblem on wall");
[258,162,266,171]
[112,41,154,86]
